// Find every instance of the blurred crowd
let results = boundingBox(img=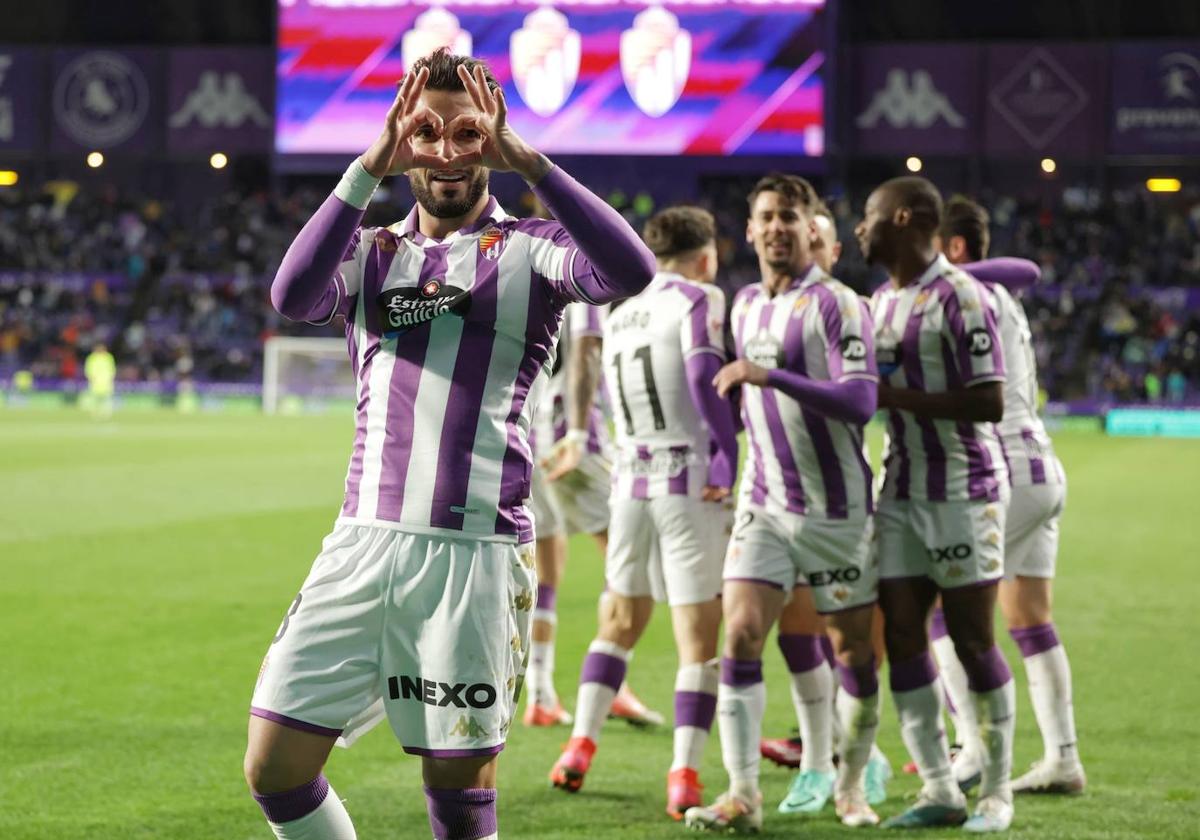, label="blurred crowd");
[2,176,1199,404]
